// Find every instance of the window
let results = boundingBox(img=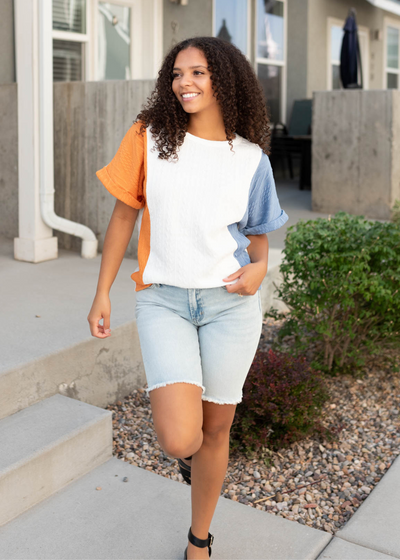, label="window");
[327,18,369,90]
[330,24,343,89]
[52,0,89,81]
[385,22,400,89]
[52,0,162,82]
[256,0,286,124]
[98,2,131,80]
[213,0,250,57]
